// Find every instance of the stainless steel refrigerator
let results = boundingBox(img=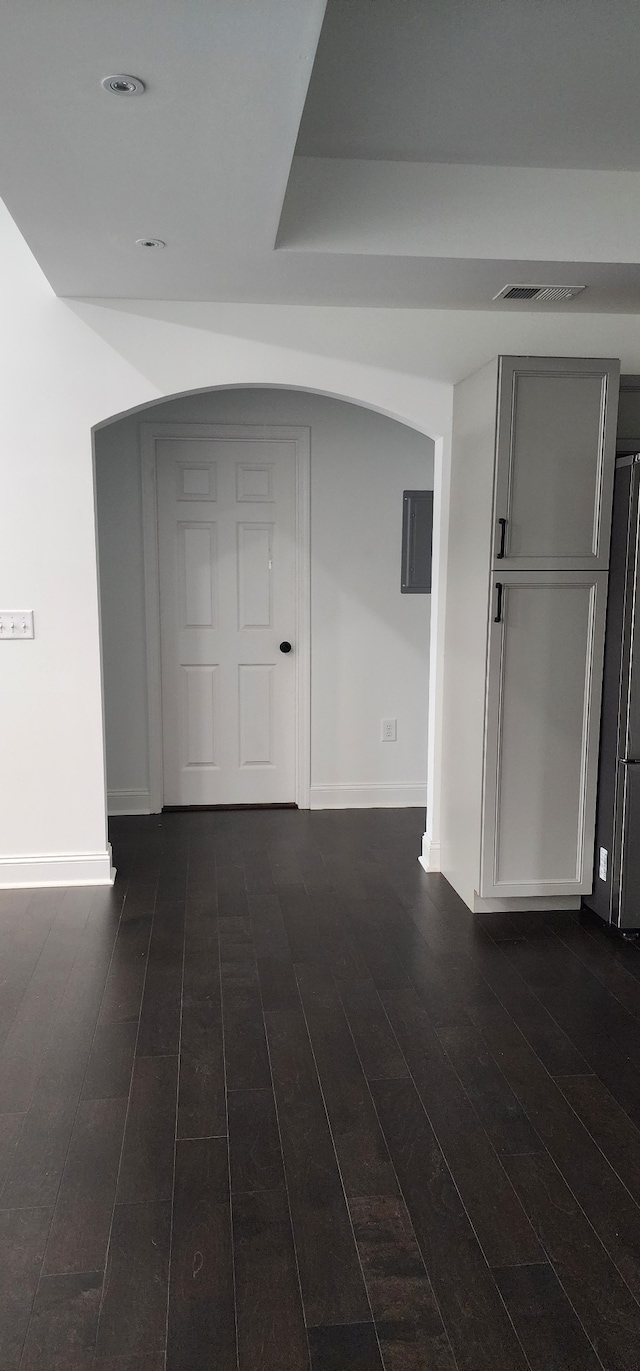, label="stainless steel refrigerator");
[585,454,640,930]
